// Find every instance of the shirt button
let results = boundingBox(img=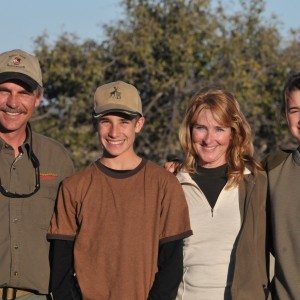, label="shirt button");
[13,218,18,223]
[14,245,19,249]
[14,272,18,276]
